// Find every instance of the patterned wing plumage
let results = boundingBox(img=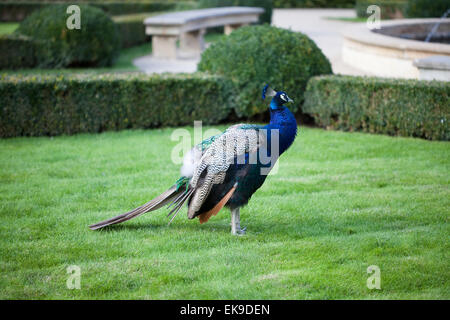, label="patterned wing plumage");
[187,124,266,218]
